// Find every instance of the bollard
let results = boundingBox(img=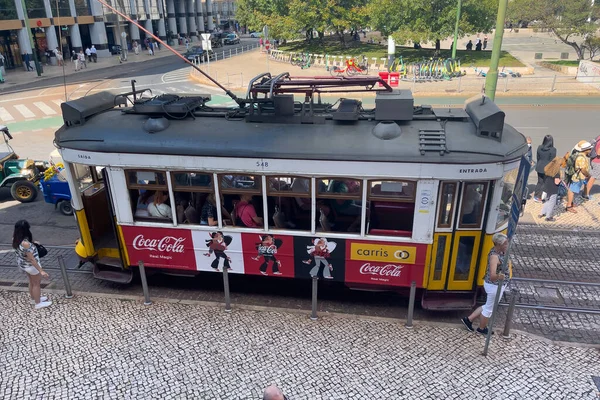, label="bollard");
[502,289,519,338]
[57,255,73,299]
[504,76,509,92]
[222,50,225,60]
[230,49,232,58]
[223,266,232,312]
[310,276,318,320]
[138,261,152,306]
[482,277,504,356]
[457,75,462,93]
[550,74,557,92]
[405,281,417,329]
[235,47,238,56]
[412,77,416,93]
